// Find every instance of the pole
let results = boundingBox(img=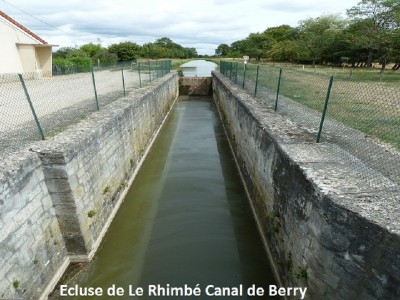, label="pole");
[242,63,247,89]
[316,76,334,143]
[91,68,100,110]
[235,63,238,84]
[275,68,282,112]
[18,74,45,140]
[155,61,159,79]
[121,66,126,97]
[149,61,152,83]
[138,62,142,88]
[254,65,260,97]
